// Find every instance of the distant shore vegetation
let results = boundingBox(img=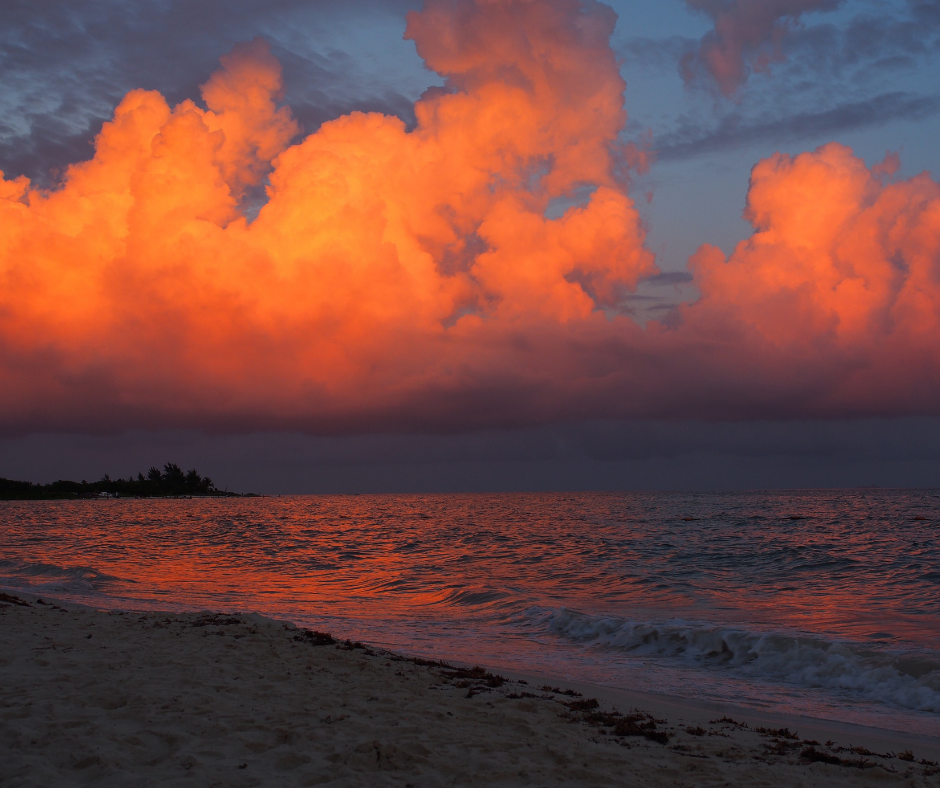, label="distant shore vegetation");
[0,463,254,500]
